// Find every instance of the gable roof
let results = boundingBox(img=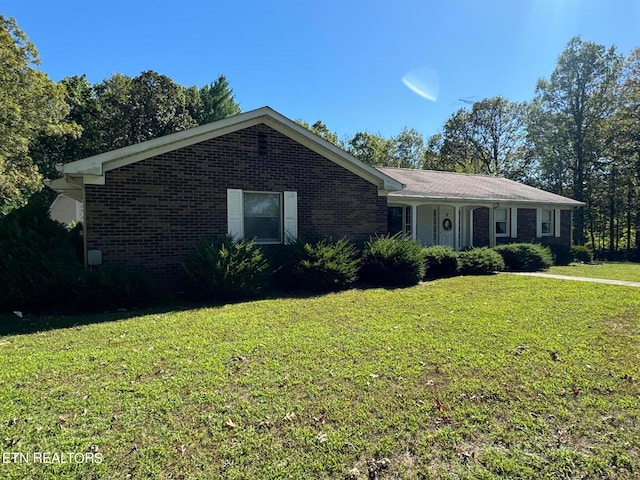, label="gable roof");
[379,167,583,207]
[47,106,404,199]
